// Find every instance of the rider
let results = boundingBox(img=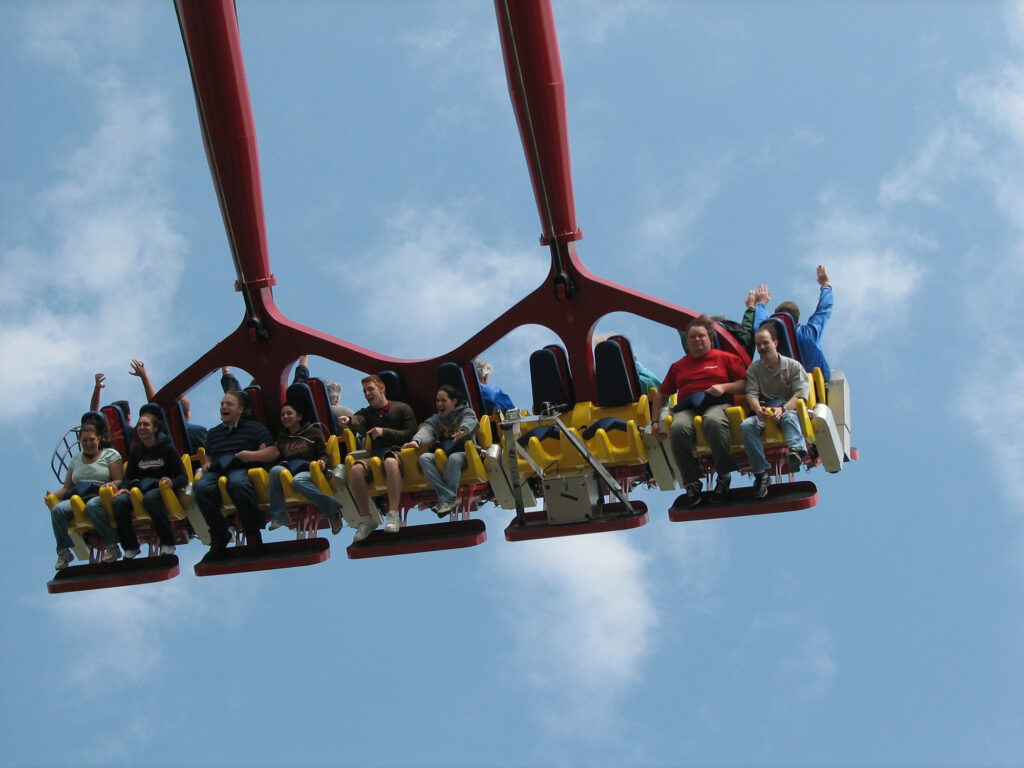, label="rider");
[403,385,478,518]
[741,324,811,498]
[338,375,417,542]
[193,391,279,554]
[650,315,747,508]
